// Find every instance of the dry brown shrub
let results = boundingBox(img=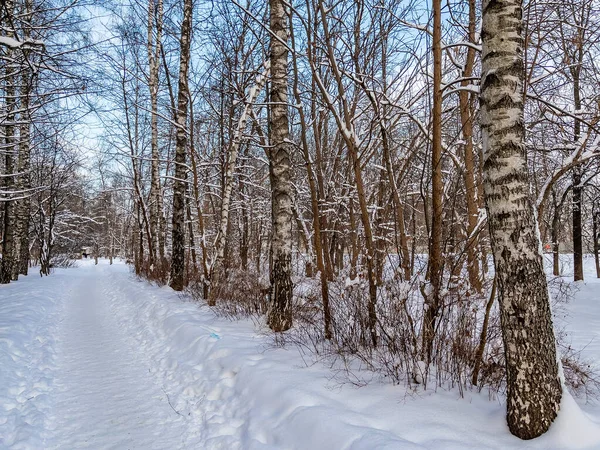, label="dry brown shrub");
[187,268,269,319]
